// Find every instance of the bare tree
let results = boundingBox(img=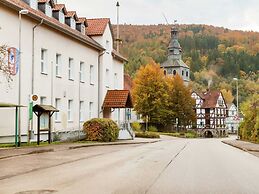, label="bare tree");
[0,45,13,83]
